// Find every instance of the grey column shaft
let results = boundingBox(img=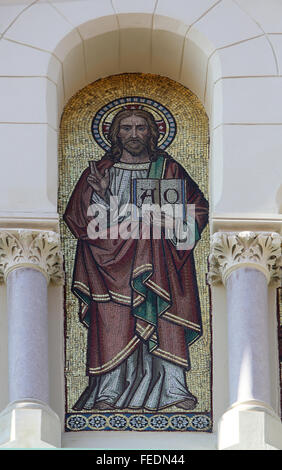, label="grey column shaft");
[7,267,49,404]
[226,267,271,407]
